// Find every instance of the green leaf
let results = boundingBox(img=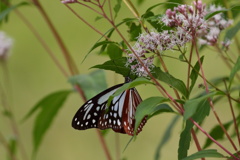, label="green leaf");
[203,121,232,149]
[108,77,154,106]
[189,57,204,93]
[178,121,192,160]
[8,136,17,158]
[134,97,173,134]
[114,0,122,19]
[145,2,180,12]
[142,11,164,32]
[154,115,179,160]
[0,2,29,24]
[90,41,116,55]
[178,93,213,159]
[164,0,183,10]
[107,43,123,59]
[137,0,144,5]
[225,21,240,41]
[229,56,240,88]
[68,70,107,100]
[182,149,225,160]
[205,9,228,20]
[91,57,131,78]
[183,92,216,121]
[152,67,188,98]
[23,90,72,154]
[81,18,137,62]
[101,129,110,137]
[125,21,141,41]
